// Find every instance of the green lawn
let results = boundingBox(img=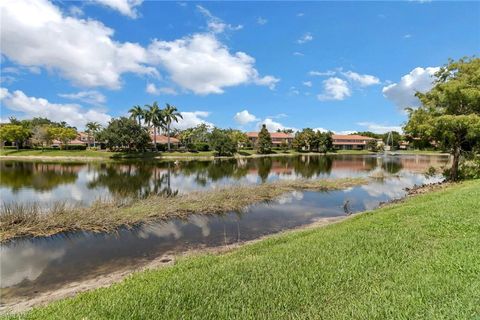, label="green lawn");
[0,148,375,160]
[9,180,480,319]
